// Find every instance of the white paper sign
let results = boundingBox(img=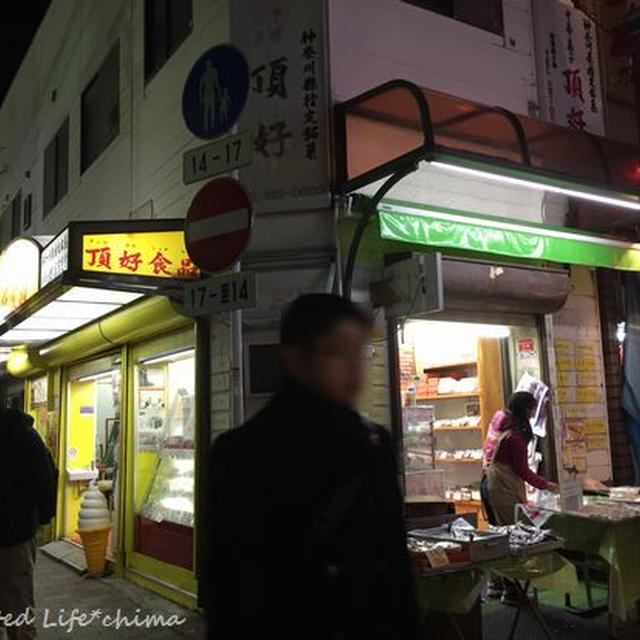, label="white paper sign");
[231,0,331,213]
[560,477,584,512]
[532,0,604,135]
